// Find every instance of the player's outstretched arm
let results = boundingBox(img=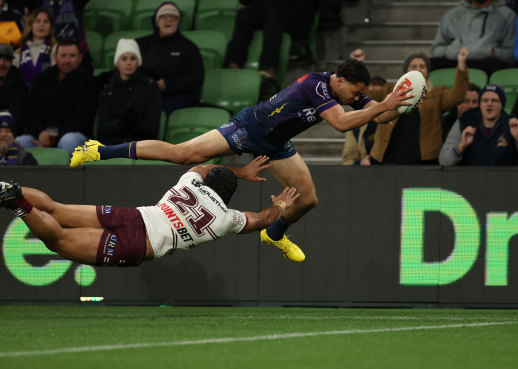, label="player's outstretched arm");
[321,81,413,132]
[189,155,272,182]
[240,187,300,234]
